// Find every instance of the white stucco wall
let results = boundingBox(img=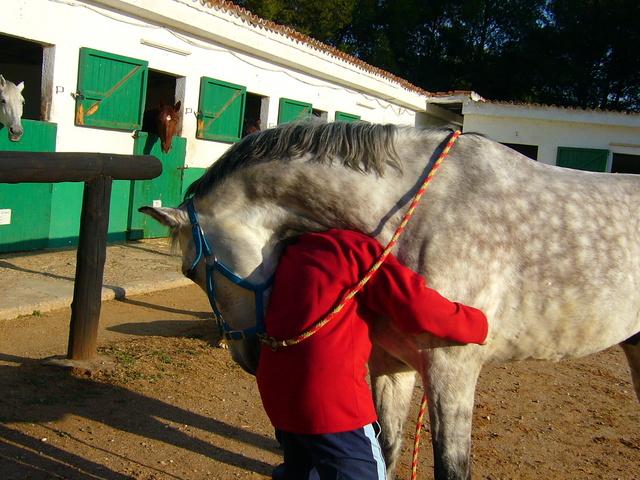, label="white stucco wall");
[0,0,425,168]
[462,102,640,167]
